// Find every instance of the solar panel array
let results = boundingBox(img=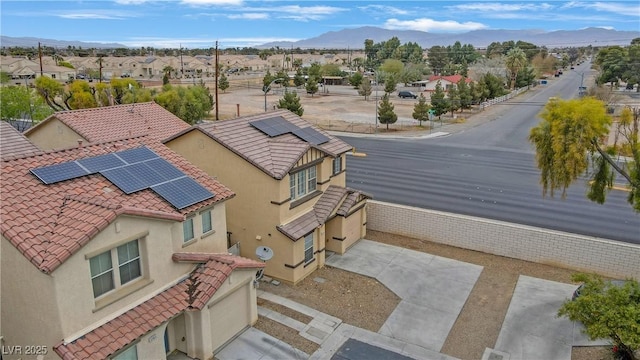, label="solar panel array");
[249,116,330,145]
[30,146,214,210]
